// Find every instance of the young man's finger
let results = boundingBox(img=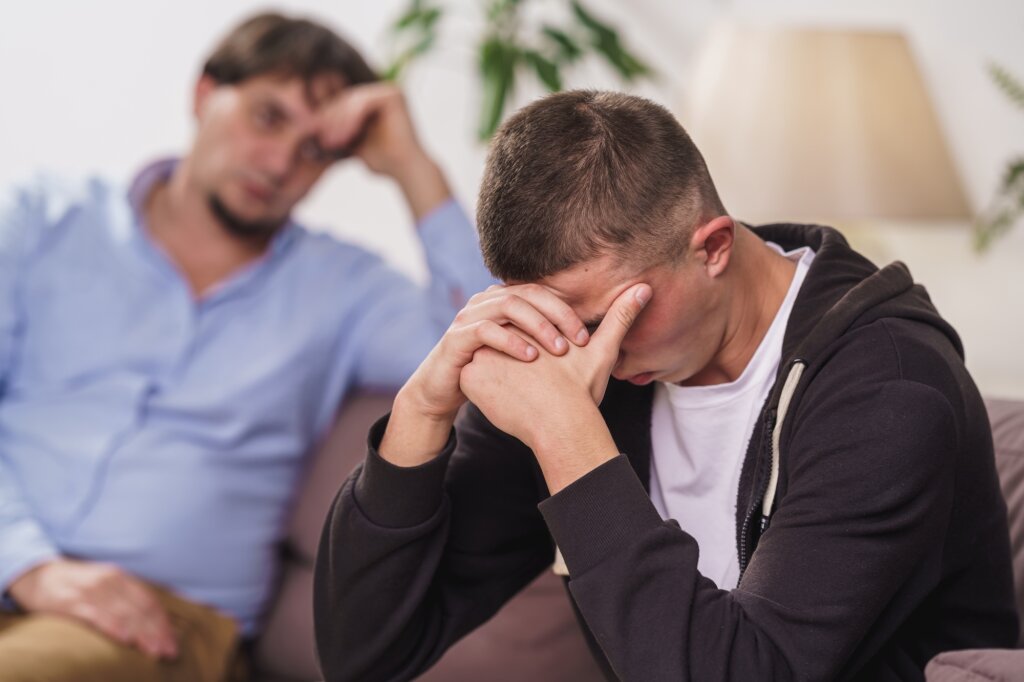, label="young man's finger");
[450,320,538,363]
[455,294,569,355]
[476,284,590,347]
[590,283,651,355]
